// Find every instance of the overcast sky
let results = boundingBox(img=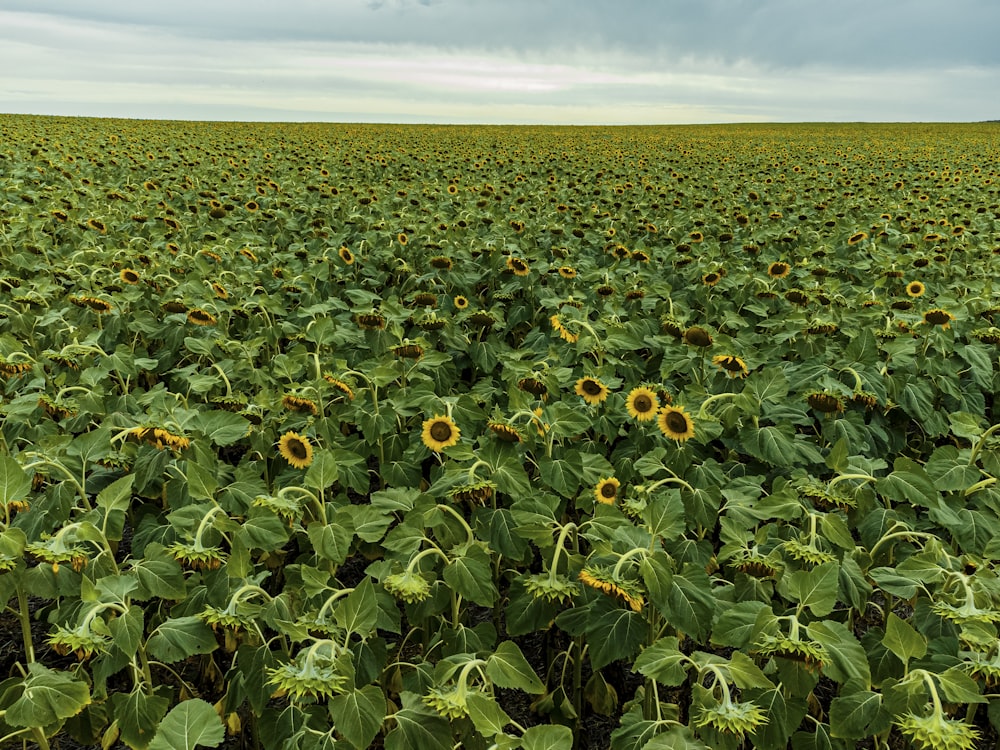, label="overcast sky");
[1,0,997,124]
